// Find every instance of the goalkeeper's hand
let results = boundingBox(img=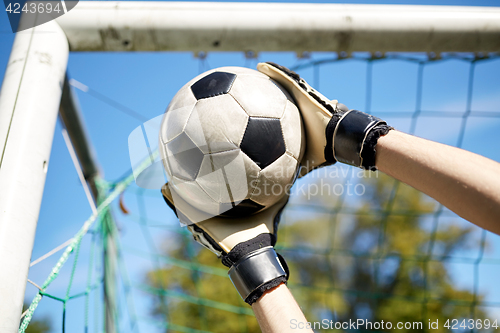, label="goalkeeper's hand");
[257,62,393,175]
[161,183,289,305]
